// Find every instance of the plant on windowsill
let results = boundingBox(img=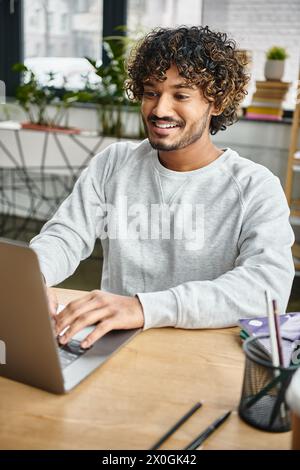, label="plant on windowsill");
[264,46,289,81]
[12,63,81,134]
[78,33,145,139]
